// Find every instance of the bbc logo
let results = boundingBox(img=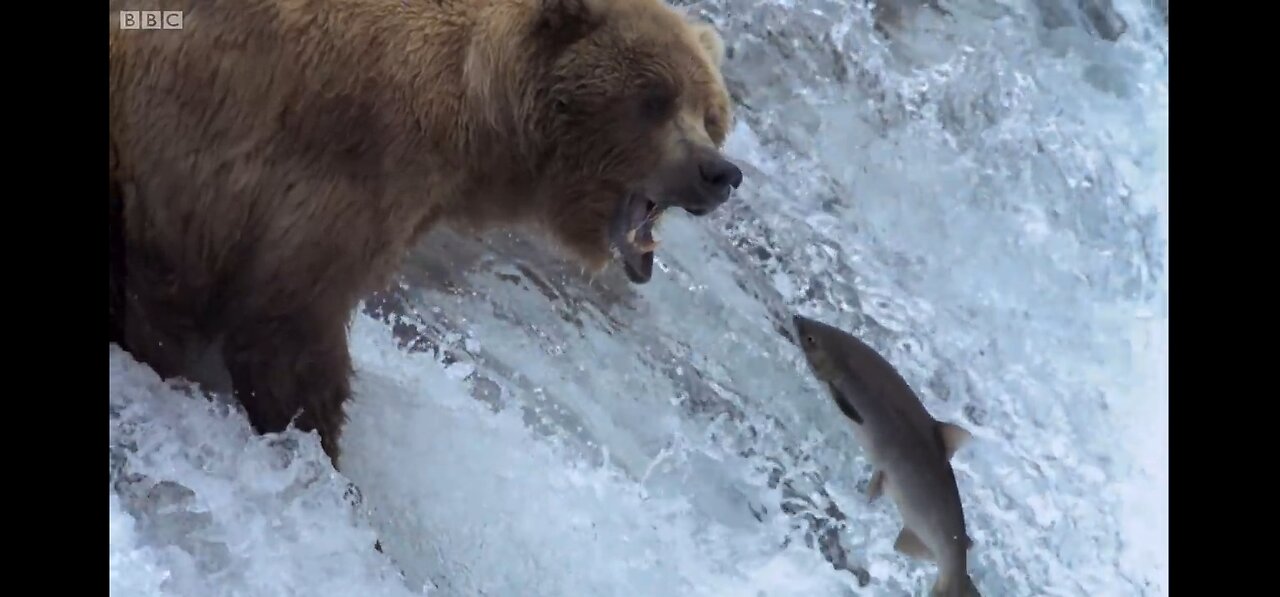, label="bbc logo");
[118,11,184,30]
